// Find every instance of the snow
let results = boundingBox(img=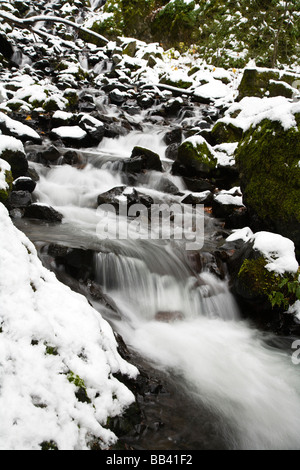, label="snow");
[227,228,299,275]
[222,96,300,132]
[0,158,10,190]
[214,187,244,206]
[0,204,138,450]
[0,135,25,155]
[52,110,74,121]
[194,79,231,99]
[51,126,87,140]
[0,112,40,141]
